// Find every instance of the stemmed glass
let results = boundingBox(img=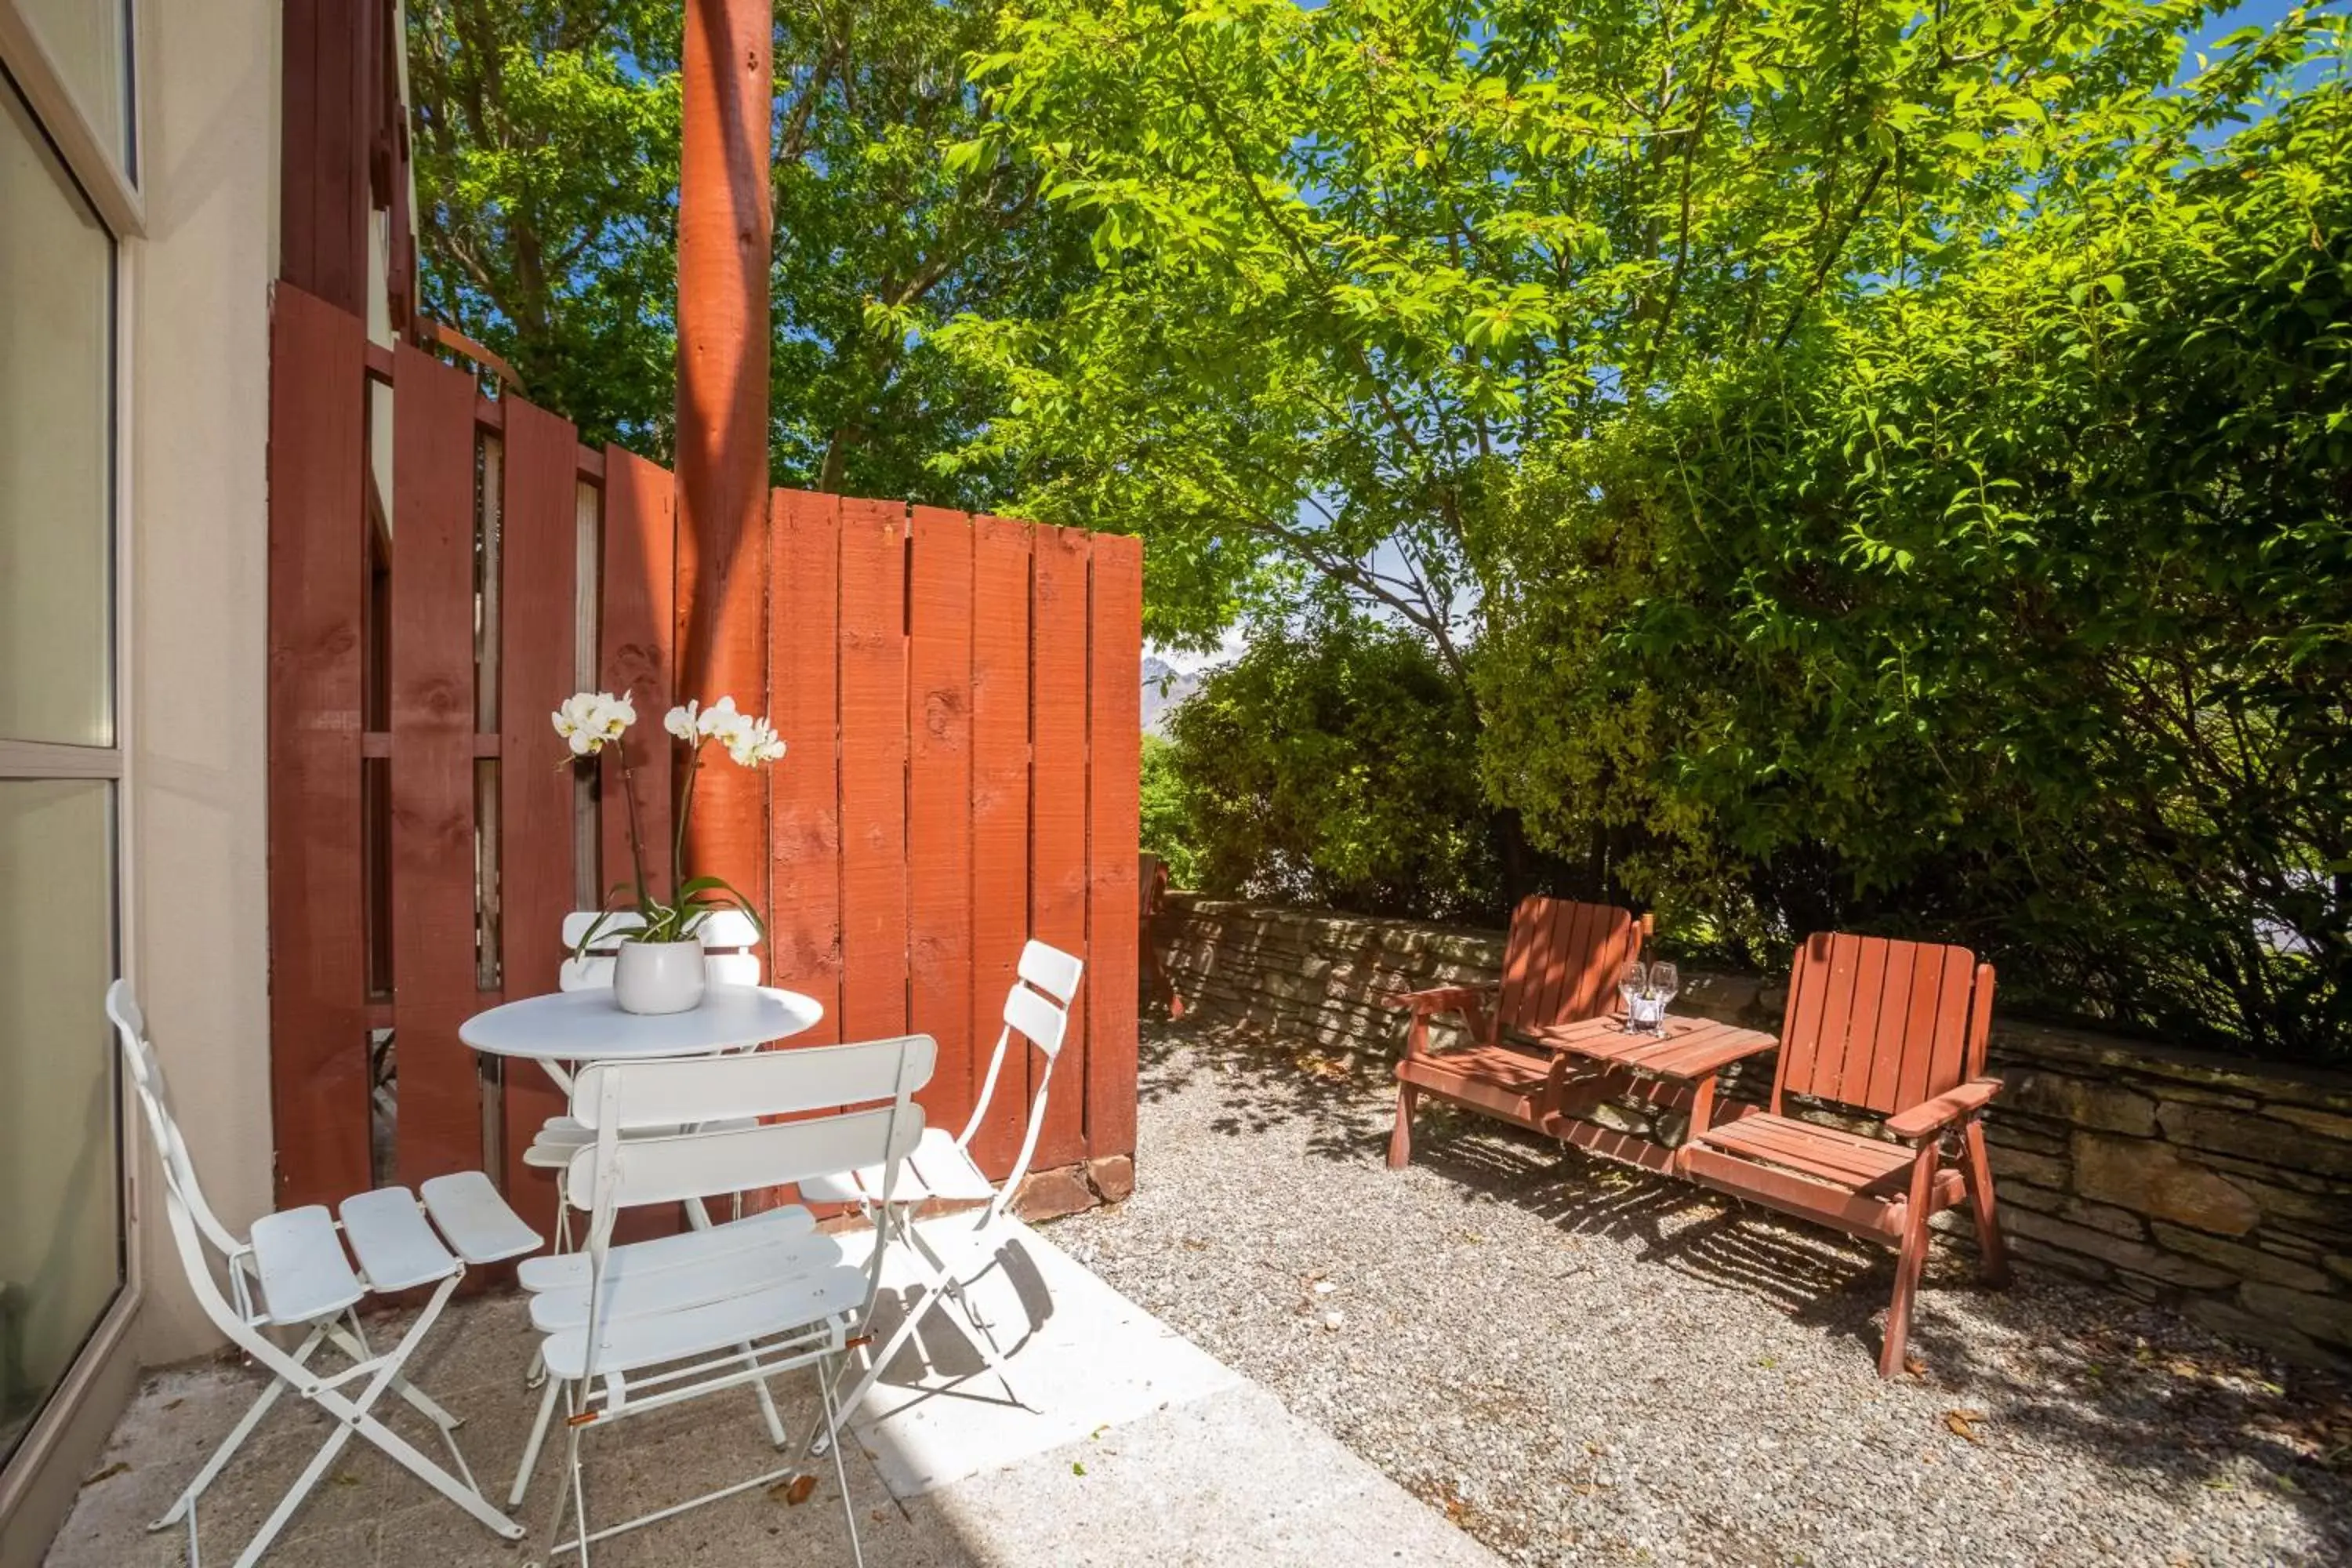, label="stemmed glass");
[1617,961,1646,1029]
[1650,962,1680,1018]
